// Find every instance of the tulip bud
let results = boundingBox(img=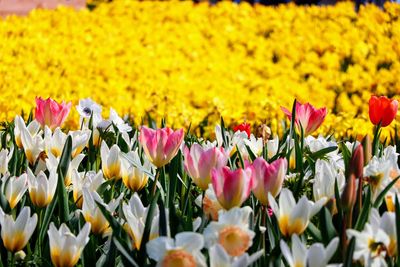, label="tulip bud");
[362,135,372,166]
[350,145,364,179]
[256,124,271,144]
[341,173,356,212]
